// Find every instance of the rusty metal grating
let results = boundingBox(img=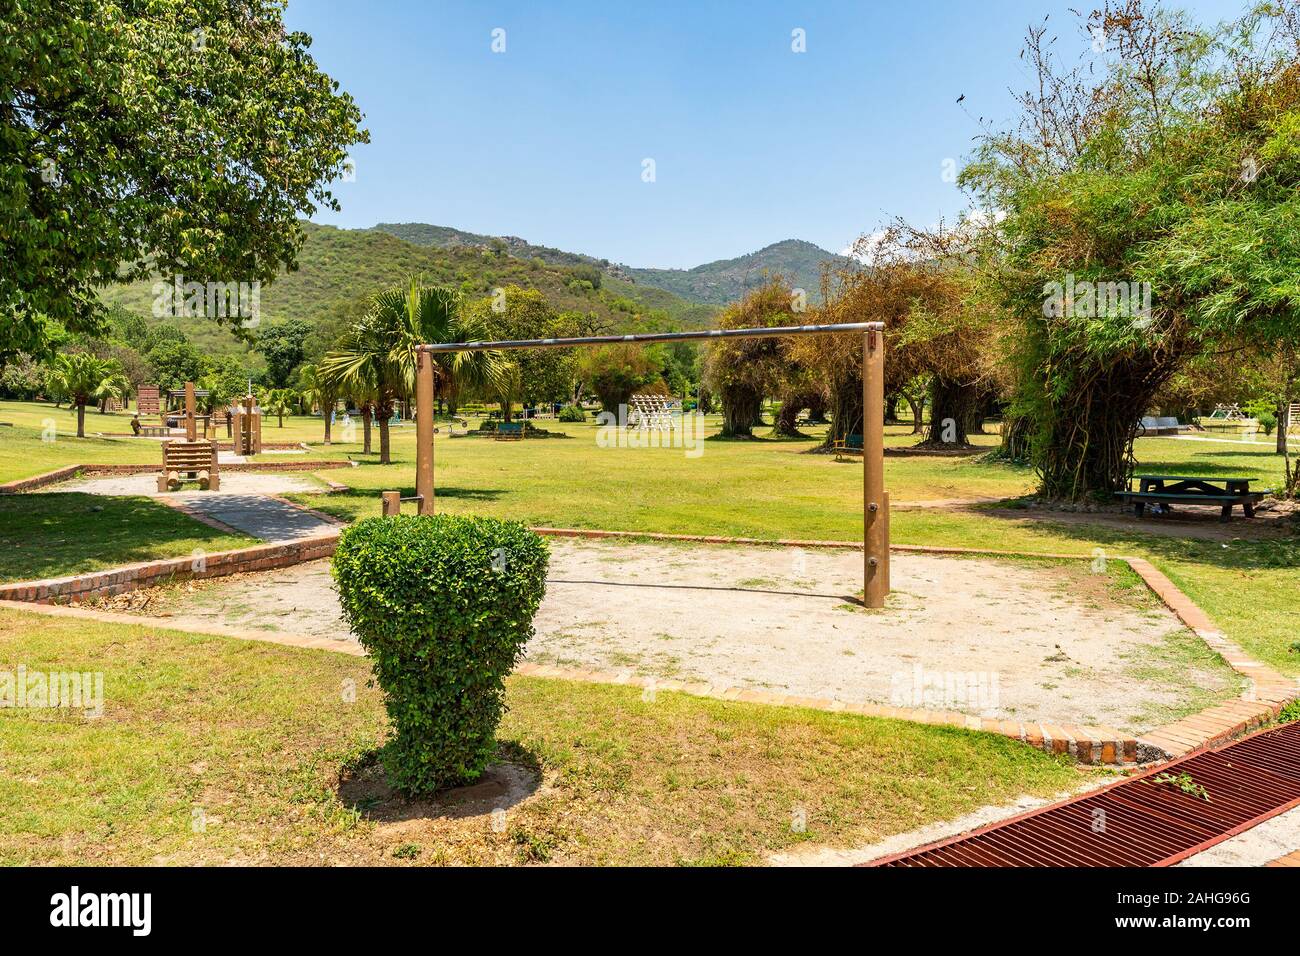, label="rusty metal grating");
[871,720,1300,867]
